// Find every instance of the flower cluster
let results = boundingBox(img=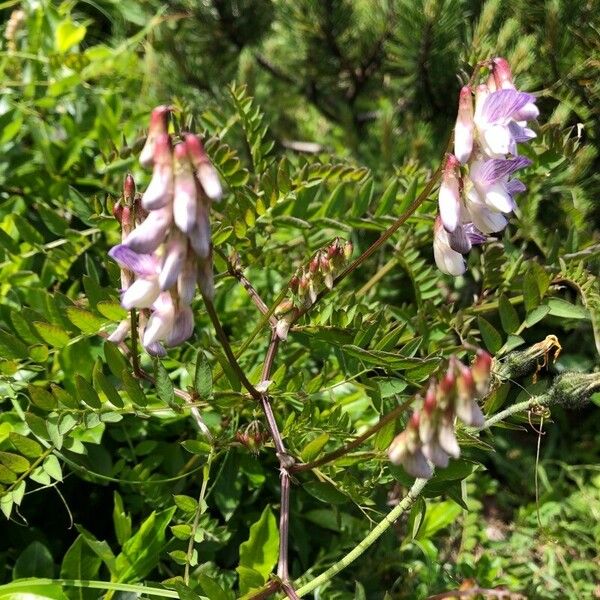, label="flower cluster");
[388,350,493,479]
[108,106,222,355]
[274,238,353,340]
[434,57,539,276]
